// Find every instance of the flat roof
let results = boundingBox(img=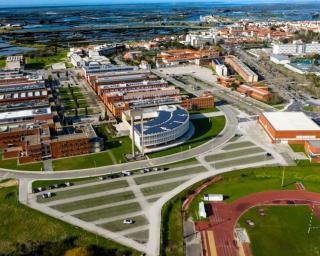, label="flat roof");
[262,112,320,131]
[0,107,51,121]
[308,140,320,148]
